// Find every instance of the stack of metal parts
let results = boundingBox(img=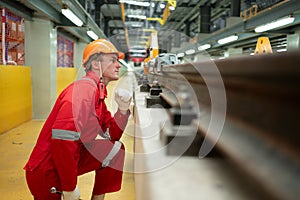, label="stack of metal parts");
[139,74,151,92]
[145,78,169,108]
[160,86,200,156]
